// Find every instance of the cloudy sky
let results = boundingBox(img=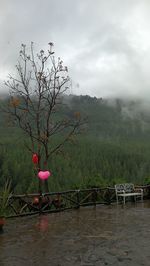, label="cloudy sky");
[1,0,150,98]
